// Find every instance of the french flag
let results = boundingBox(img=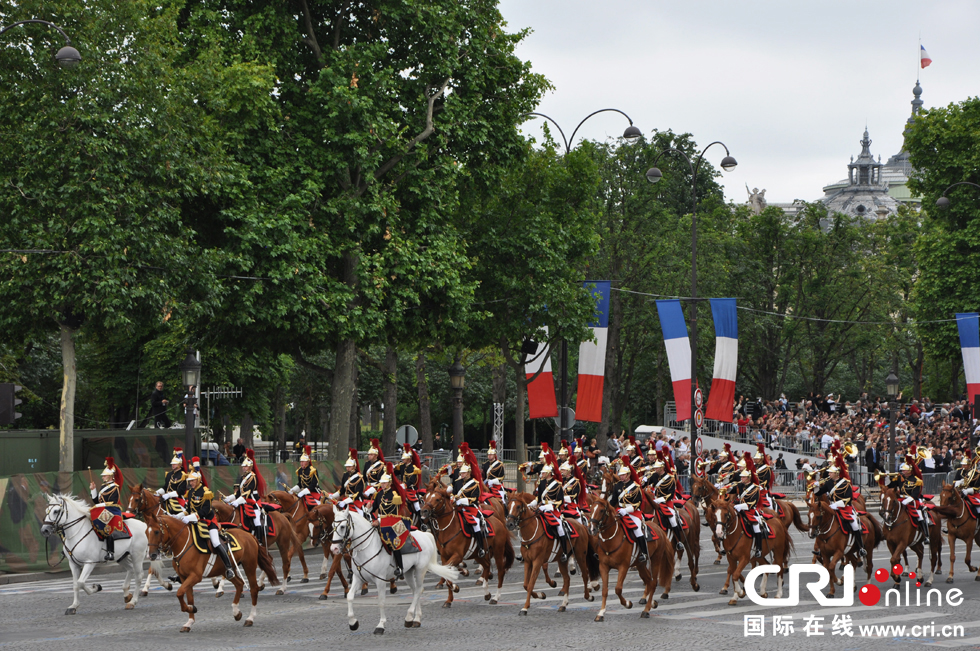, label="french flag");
[575,281,611,422]
[656,299,692,422]
[526,327,558,419]
[705,299,738,423]
[920,45,932,69]
[956,313,980,410]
